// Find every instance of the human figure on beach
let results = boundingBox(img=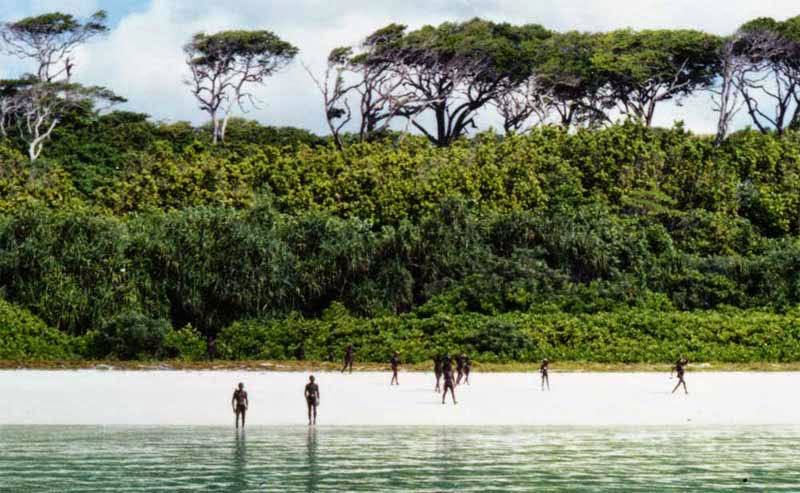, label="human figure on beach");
[434,354,443,392]
[341,345,354,373]
[390,351,400,385]
[231,382,248,429]
[671,358,688,394]
[455,353,466,385]
[463,355,471,385]
[305,375,320,425]
[540,359,550,391]
[442,354,457,405]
